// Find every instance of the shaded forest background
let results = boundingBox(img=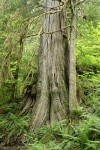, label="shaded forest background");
[0,0,100,149]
